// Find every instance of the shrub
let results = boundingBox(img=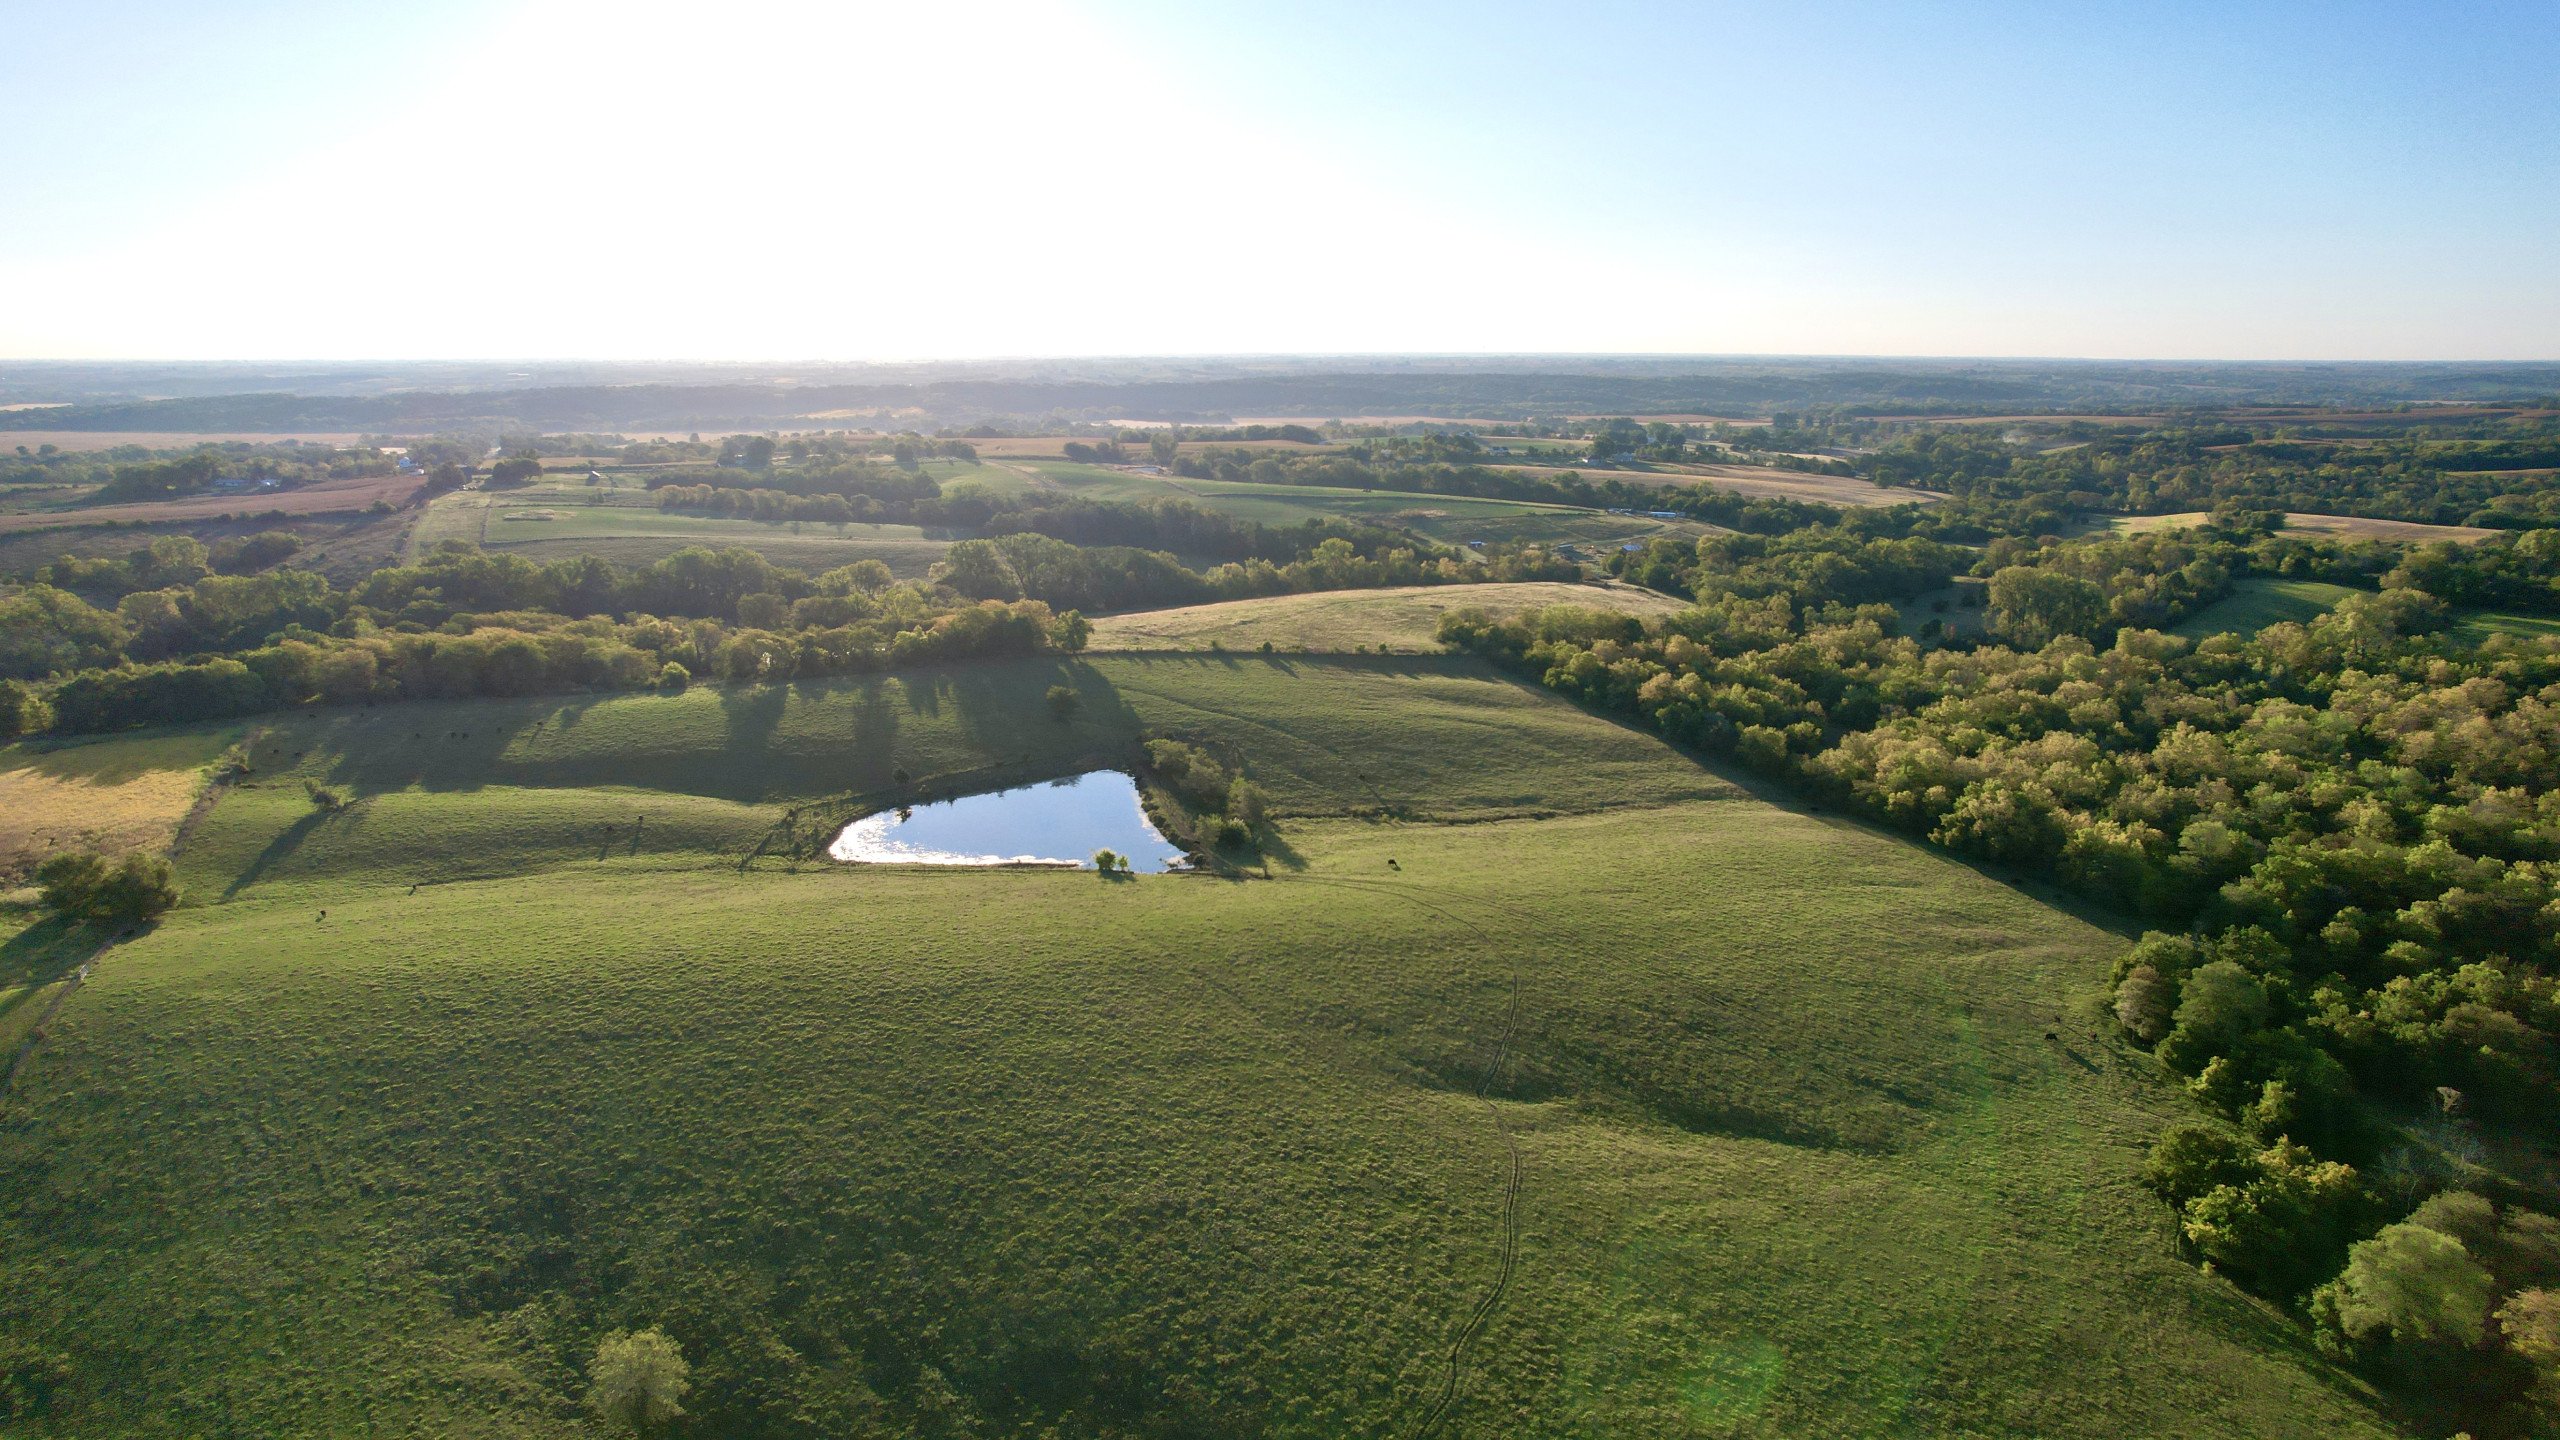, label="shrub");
[0,679,49,741]
[657,661,691,693]
[36,851,179,926]
[586,1327,688,1433]
[0,1341,71,1419]
[1046,684,1079,720]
